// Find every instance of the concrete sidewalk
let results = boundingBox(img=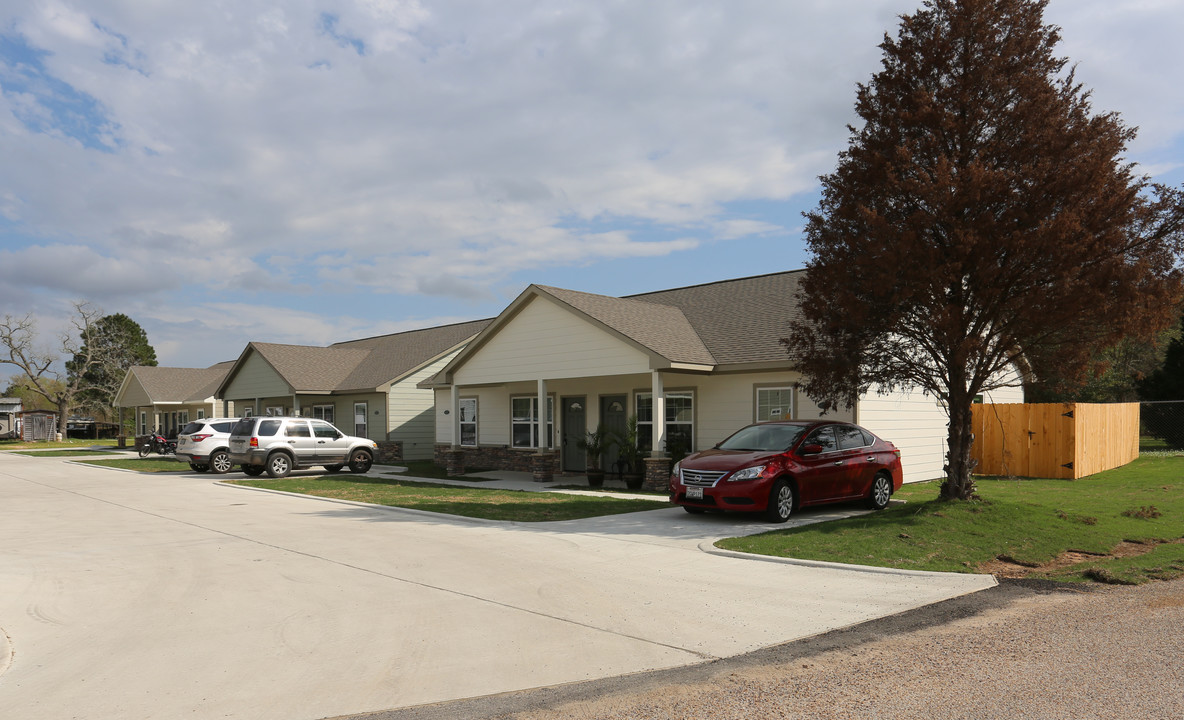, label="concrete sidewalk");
[0,454,994,720]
